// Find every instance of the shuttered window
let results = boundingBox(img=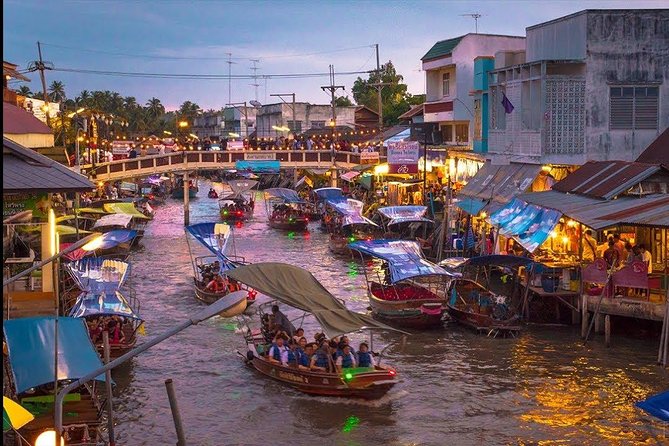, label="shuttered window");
[610,86,658,130]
